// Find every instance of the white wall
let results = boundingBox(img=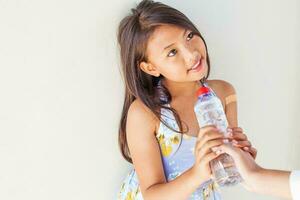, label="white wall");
[0,0,299,199]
